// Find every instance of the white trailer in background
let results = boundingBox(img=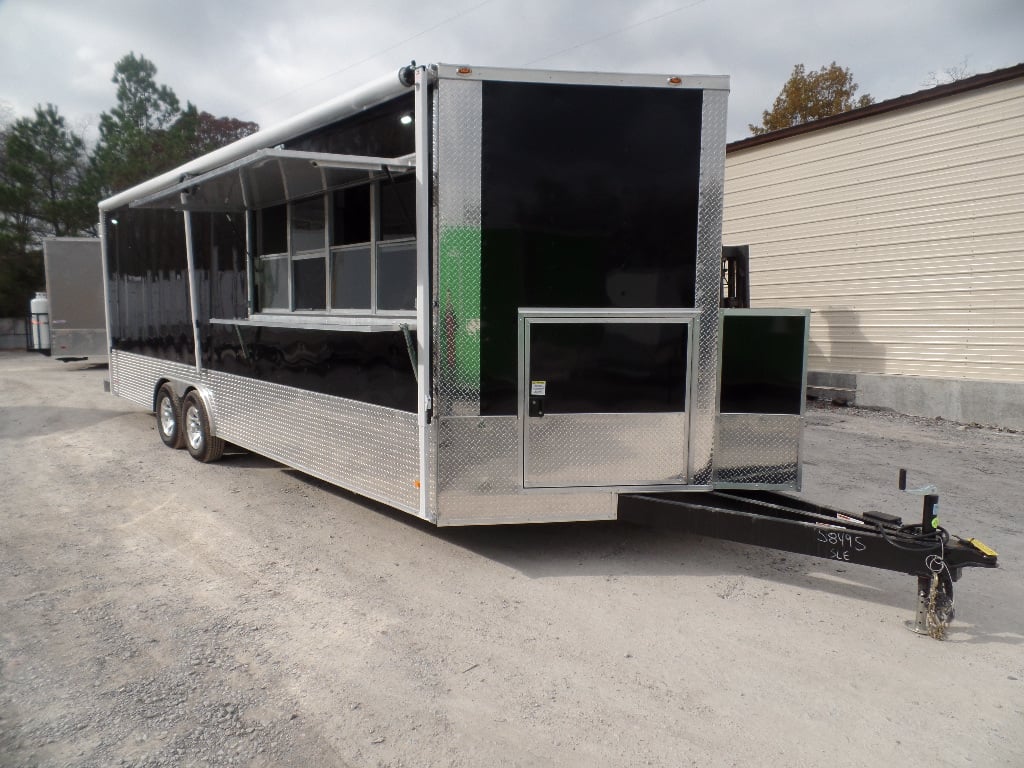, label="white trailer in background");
[43,237,107,362]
